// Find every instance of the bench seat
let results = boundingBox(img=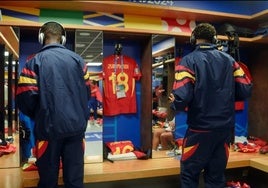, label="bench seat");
[22,151,268,187]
